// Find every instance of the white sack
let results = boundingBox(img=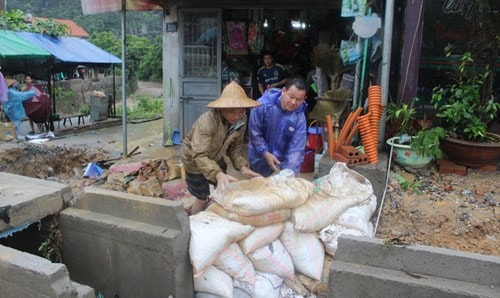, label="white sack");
[291,162,373,232]
[214,243,256,290]
[190,211,254,276]
[313,162,373,197]
[334,193,377,236]
[254,271,284,298]
[248,240,295,280]
[239,223,285,254]
[319,223,368,257]
[213,170,314,216]
[279,222,324,280]
[194,266,233,298]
